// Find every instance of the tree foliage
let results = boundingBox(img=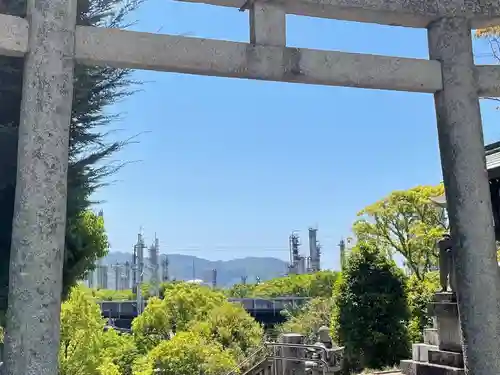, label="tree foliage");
[59,286,138,375]
[406,272,439,343]
[132,331,237,375]
[226,271,339,299]
[130,282,266,374]
[83,286,136,302]
[353,184,447,280]
[132,283,226,350]
[0,0,140,311]
[191,302,263,360]
[59,284,254,375]
[278,297,334,344]
[332,245,410,372]
[64,211,110,296]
